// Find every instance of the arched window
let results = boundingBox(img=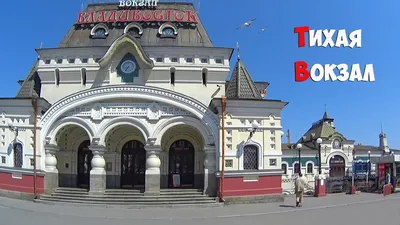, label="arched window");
[13,143,23,168]
[90,23,109,39]
[124,23,143,38]
[281,163,287,175]
[243,145,258,170]
[202,68,207,86]
[170,67,175,85]
[55,69,60,86]
[332,139,342,149]
[307,163,313,174]
[159,23,178,38]
[294,162,300,174]
[81,68,87,85]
